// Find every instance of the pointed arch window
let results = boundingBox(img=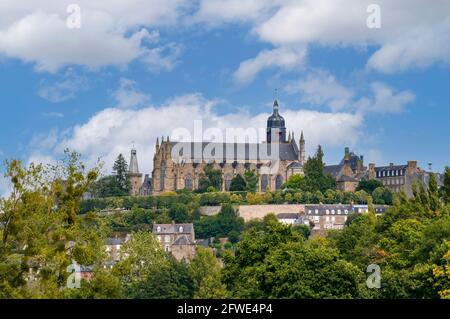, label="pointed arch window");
[160,161,166,191]
[275,175,283,190]
[261,174,269,191]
